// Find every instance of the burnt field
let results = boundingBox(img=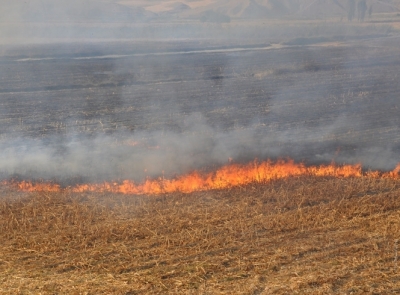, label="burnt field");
[1,36,400,173]
[1,33,400,183]
[1,38,400,138]
[0,37,400,178]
